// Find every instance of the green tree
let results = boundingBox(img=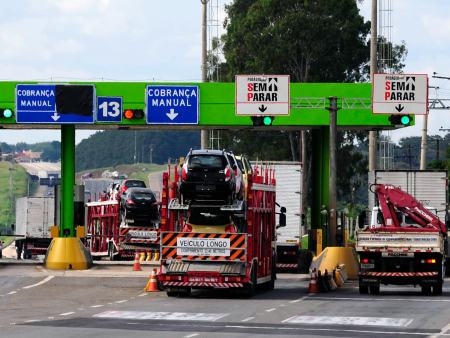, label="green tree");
[222,0,370,83]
